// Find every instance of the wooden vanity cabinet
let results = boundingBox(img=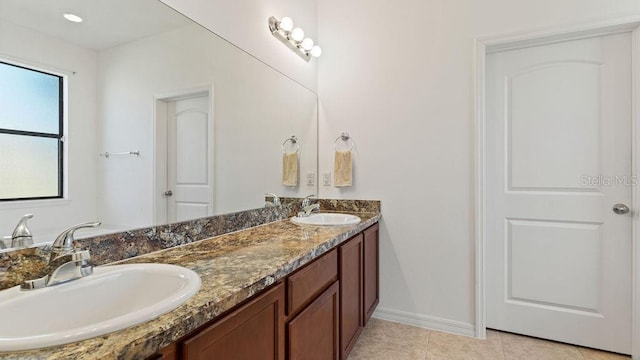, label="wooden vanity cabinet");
[363,223,379,324]
[339,233,364,360]
[149,222,379,360]
[180,282,285,360]
[339,223,380,360]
